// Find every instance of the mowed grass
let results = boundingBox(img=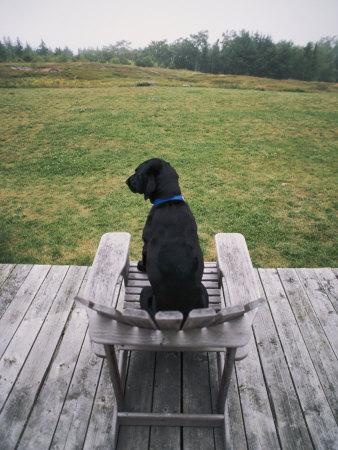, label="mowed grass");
[0,76,337,267]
